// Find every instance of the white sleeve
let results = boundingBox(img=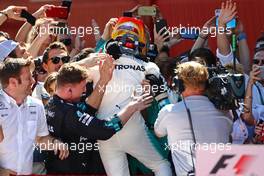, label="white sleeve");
[144,61,160,77]
[154,107,168,137]
[37,104,49,137]
[87,66,100,84]
[216,45,239,66]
